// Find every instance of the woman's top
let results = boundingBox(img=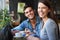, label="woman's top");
[39,18,59,40]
